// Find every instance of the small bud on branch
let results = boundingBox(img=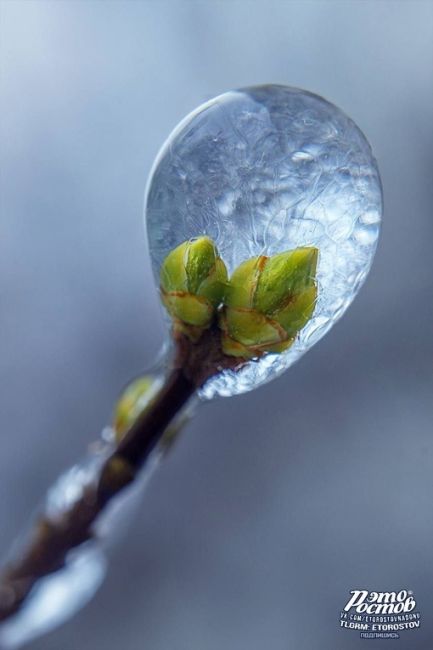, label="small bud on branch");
[160,236,228,340]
